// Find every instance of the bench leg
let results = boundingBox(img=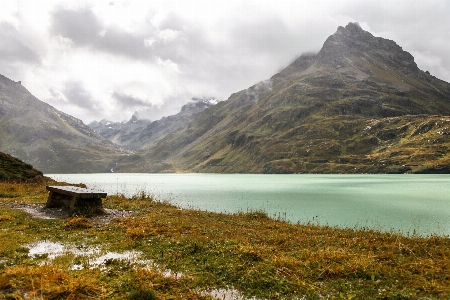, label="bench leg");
[46,191,74,208]
[71,197,104,215]
[74,197,102,208]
